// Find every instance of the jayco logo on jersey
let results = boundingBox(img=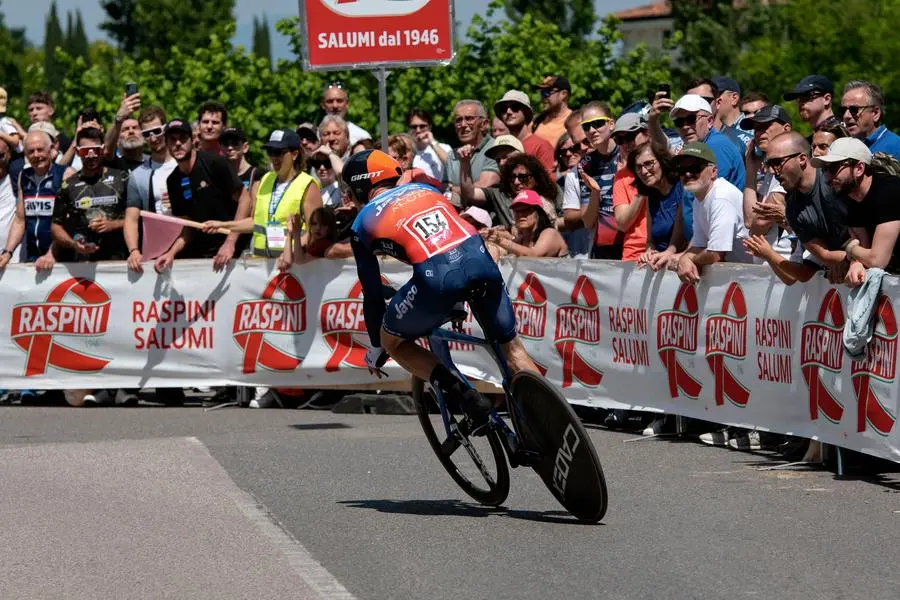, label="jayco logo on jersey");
[394,285,418,320]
